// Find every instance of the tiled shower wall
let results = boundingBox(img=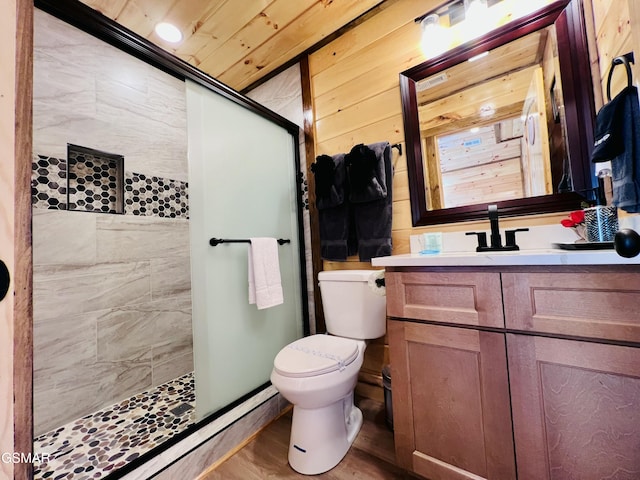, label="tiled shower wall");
[32,9,193,436]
